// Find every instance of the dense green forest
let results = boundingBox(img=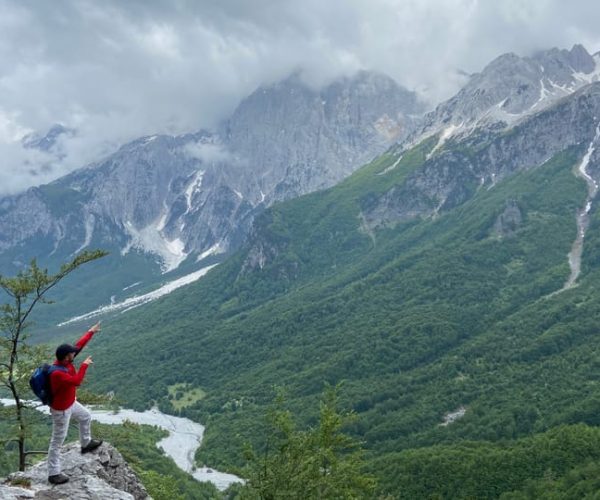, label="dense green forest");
[6,128,600,497]
[372,424,600,498]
